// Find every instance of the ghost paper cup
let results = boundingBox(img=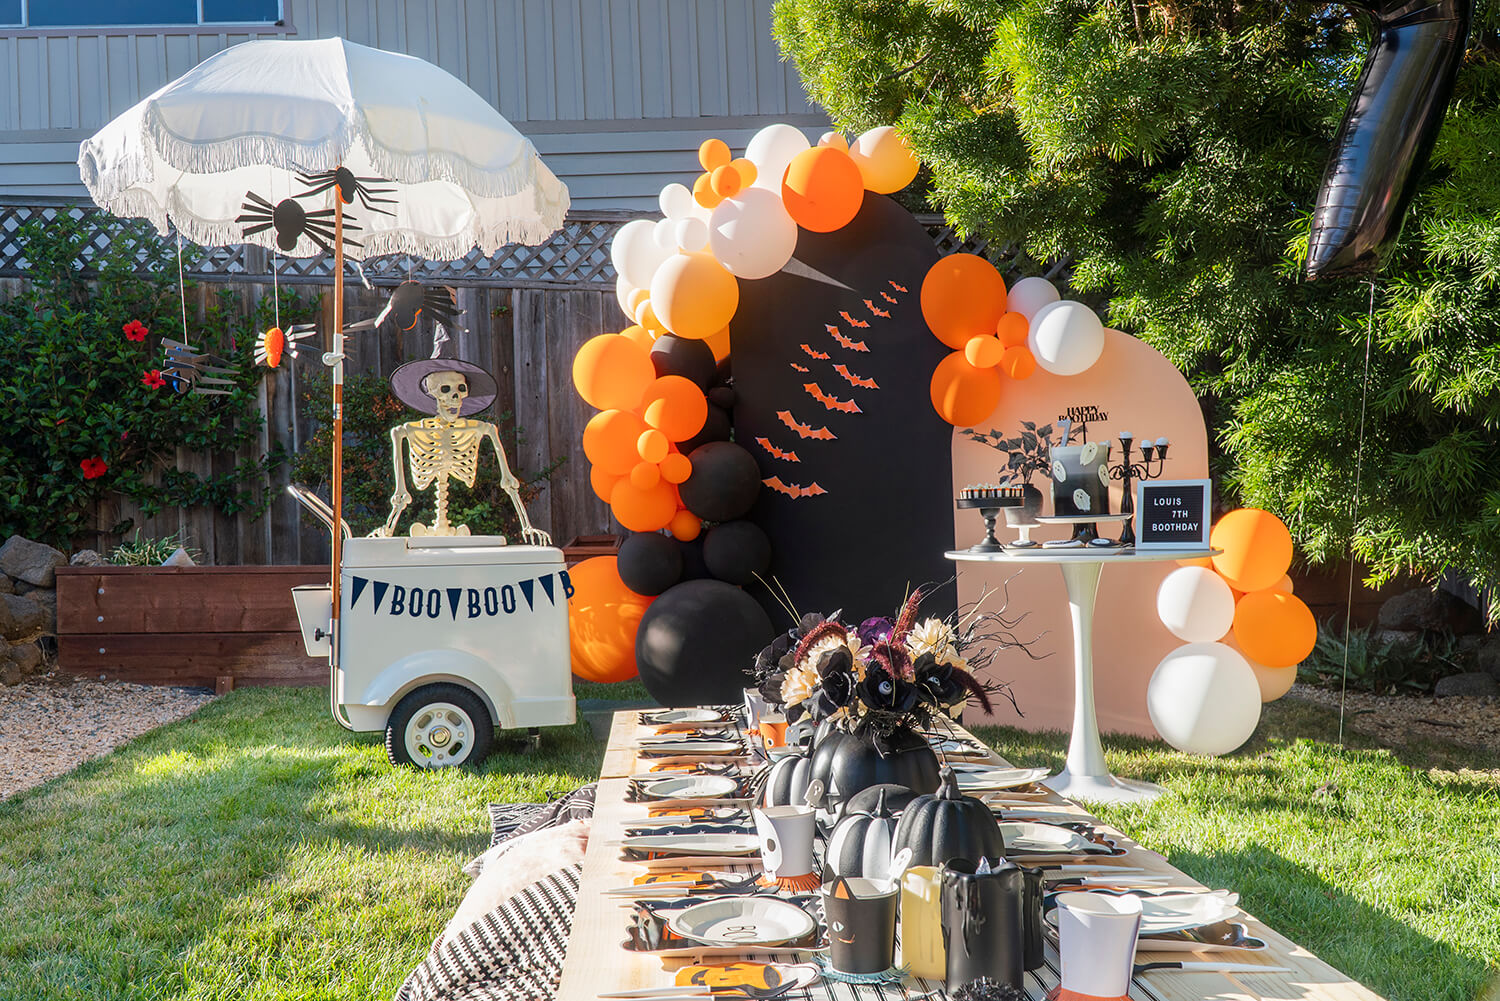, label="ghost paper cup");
[1055,891,1142,1000]
[821,875,898,975]
[752,805,816,880]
